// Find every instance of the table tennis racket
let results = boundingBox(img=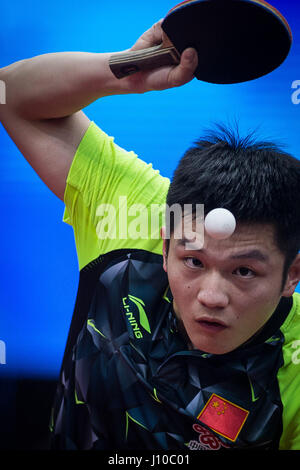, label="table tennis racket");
[109,0,292,84]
